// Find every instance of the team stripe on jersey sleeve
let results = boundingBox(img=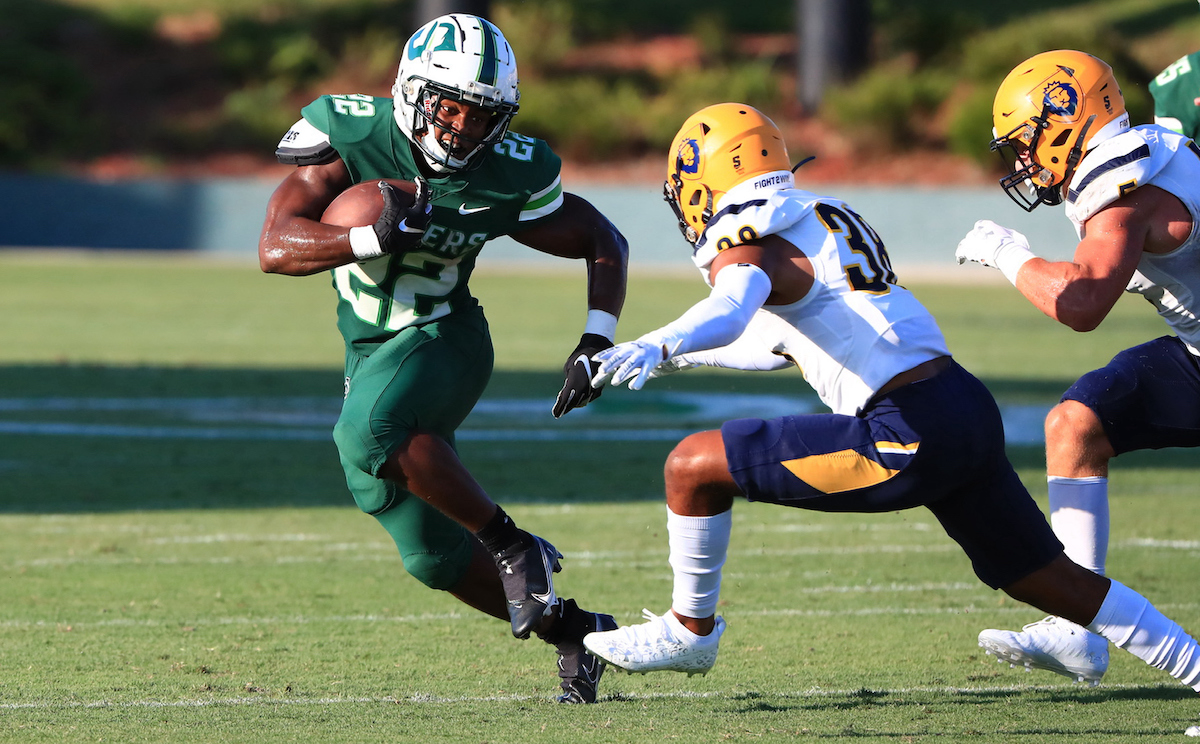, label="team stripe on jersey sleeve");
[1067,144,1150,203]
[519,176,563,222]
